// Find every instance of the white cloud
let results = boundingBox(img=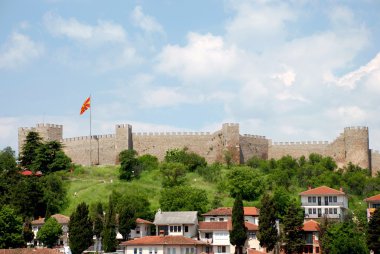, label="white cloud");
[0,32,43,69]
[131,6,164,34]
[275,91,308,102]
[156,32,239,82]
[141,87,197,108]
[327,106,369,124]
[273,69,296,87]
[43,12,127,45]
